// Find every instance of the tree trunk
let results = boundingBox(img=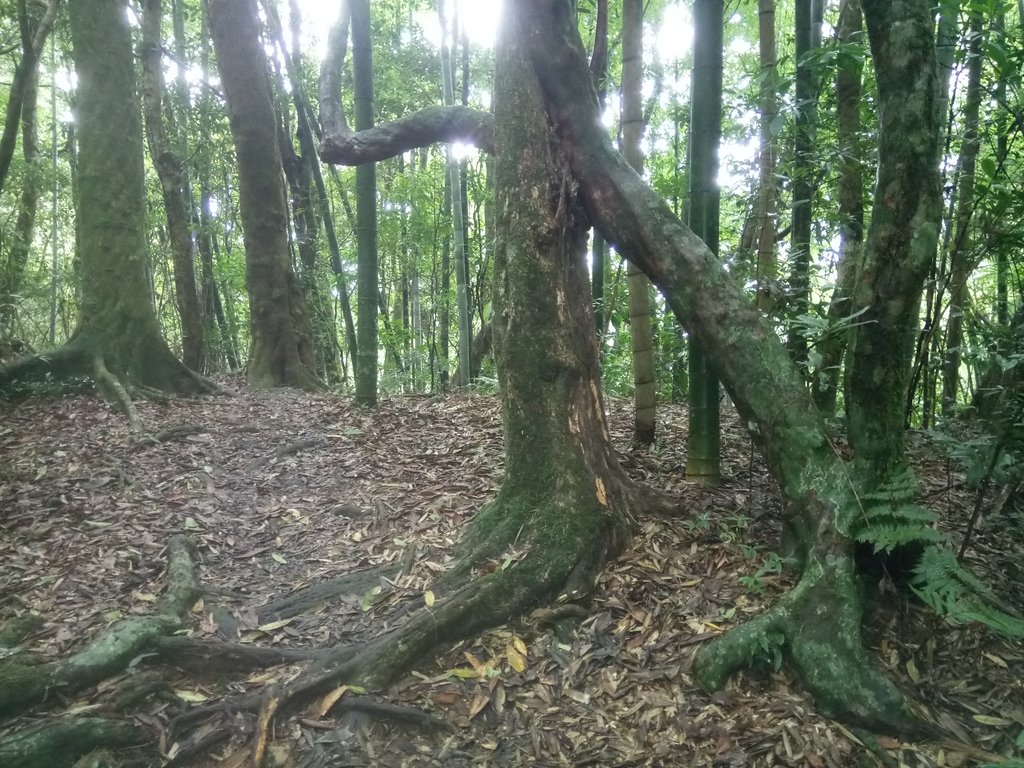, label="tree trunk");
[352,0,379,404]
[940,10,984,416]
[622,0,657,446]
[206,0,320,391]
[685,0,724,484]
[786,0,822,365]
[440,0,473,389]
[589,0,609,342]
[520,0,927,731]
[0,0,59,196]
[811,0,864,414]
[0,64,40,343]
[141,0,207,373]
[754,0,778,313]
[1,0,212,413]
[845,0,942,485]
